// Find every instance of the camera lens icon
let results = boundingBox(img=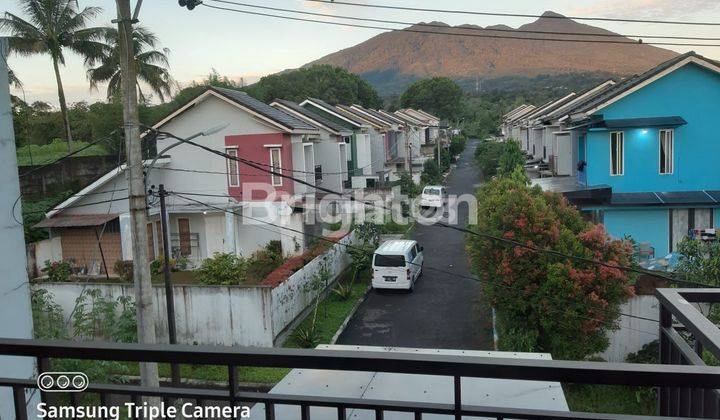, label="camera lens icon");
[38,372,88,392]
